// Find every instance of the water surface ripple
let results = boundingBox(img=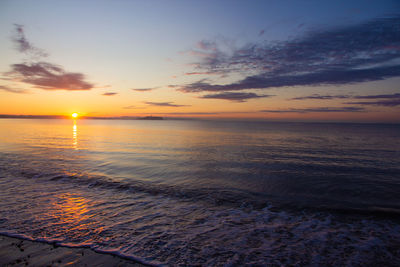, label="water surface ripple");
[1,119,399,265]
